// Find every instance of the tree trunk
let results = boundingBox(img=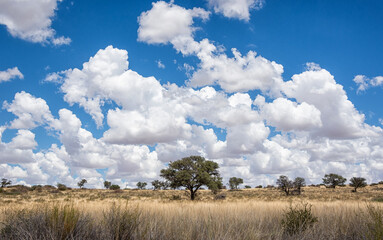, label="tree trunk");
[285,188,290,196]
[190,190,196,200]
